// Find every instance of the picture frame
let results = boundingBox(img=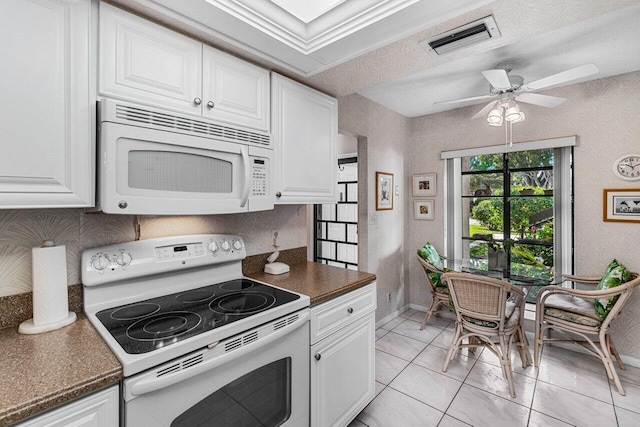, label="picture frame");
[412,173,436,197]
[414,199,434,220]
[376,172,394,211]
[603,188,640,223]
